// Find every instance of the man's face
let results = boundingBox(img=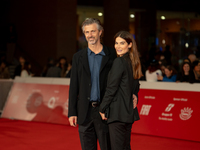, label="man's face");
[60,58,66,65]
[19,57,25,64]
[84,23,102,45]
